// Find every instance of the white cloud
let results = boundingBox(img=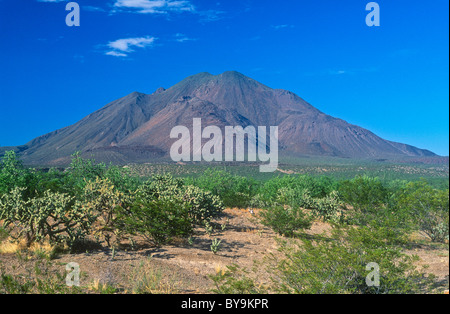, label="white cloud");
[113,0,194,14]
[37,0,223,21]
[105,51,128,57]
[174,33,195,43]
[105,36,156,57]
